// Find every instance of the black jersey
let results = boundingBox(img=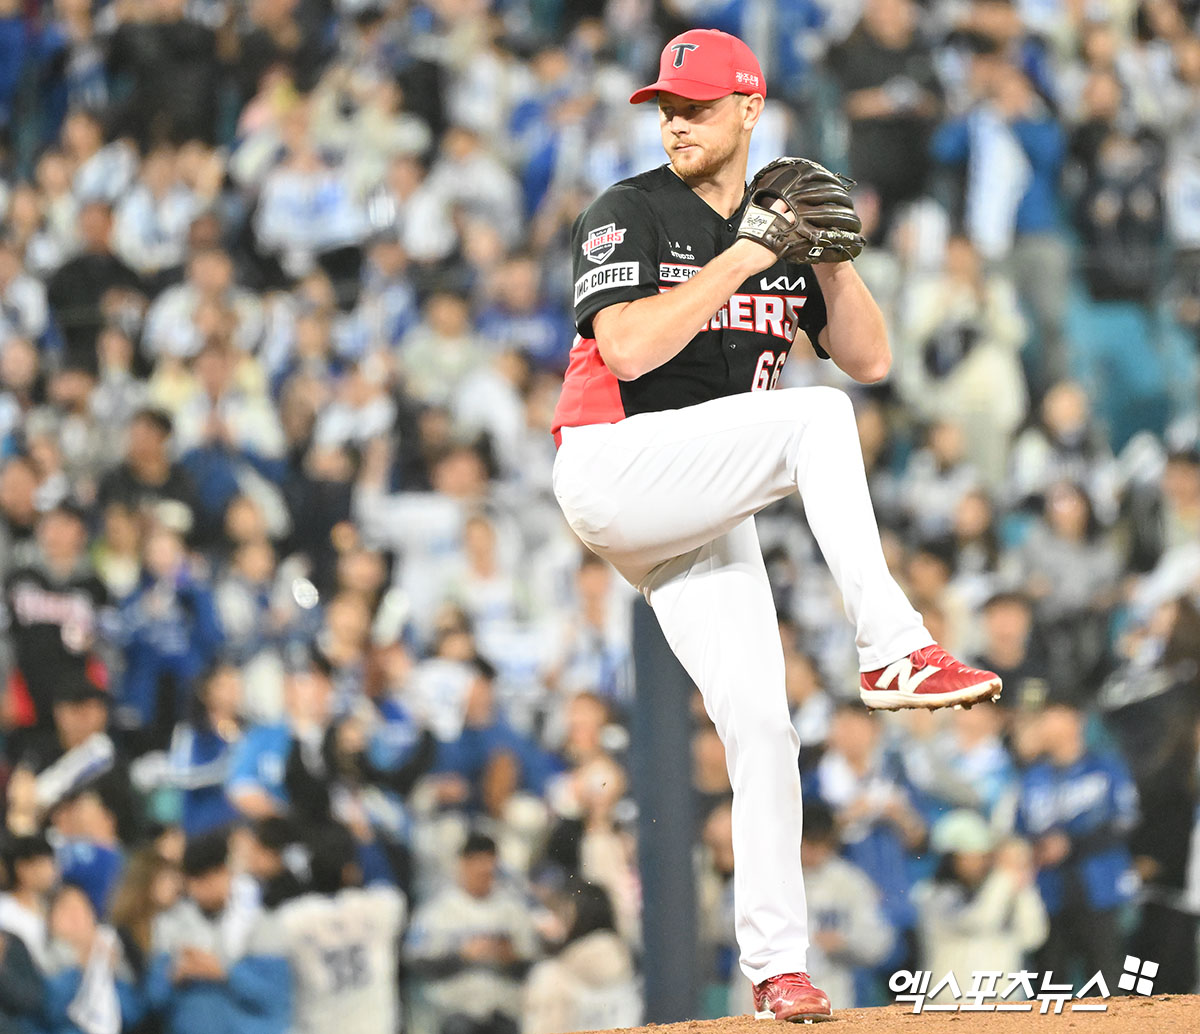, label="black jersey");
[552,165,829,438]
